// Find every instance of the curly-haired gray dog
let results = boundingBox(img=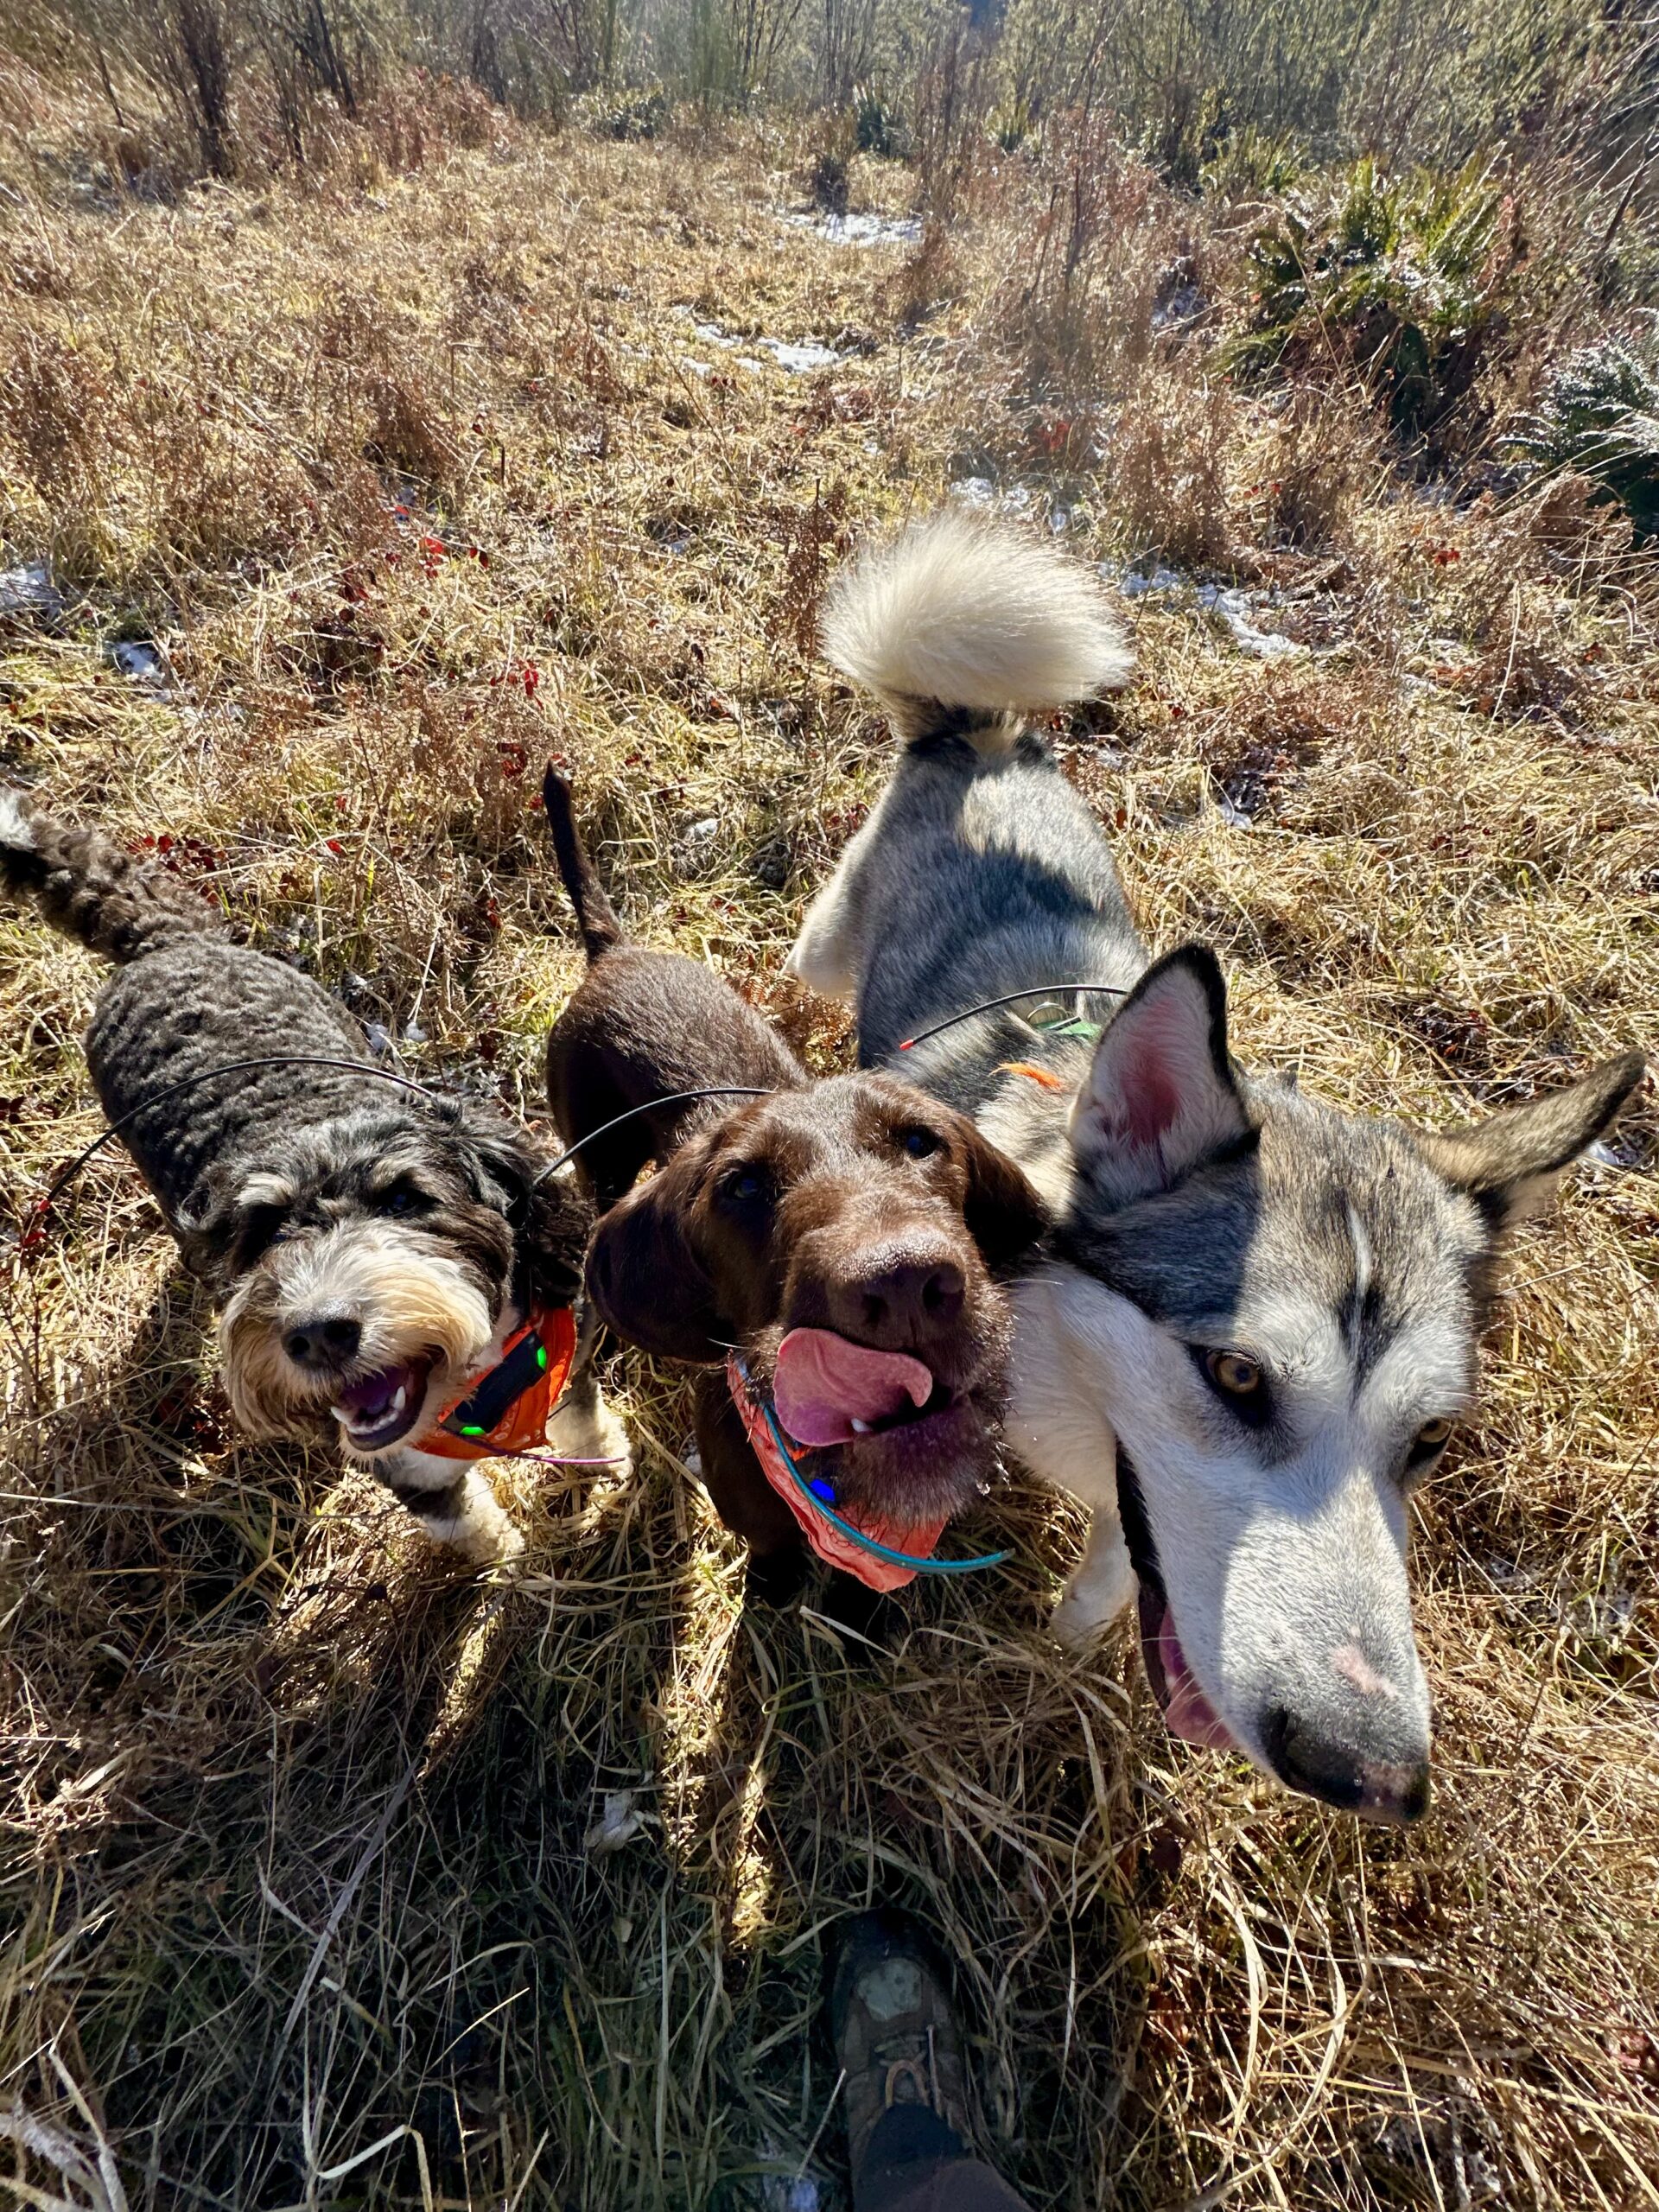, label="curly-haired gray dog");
[2,788,623,1561]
